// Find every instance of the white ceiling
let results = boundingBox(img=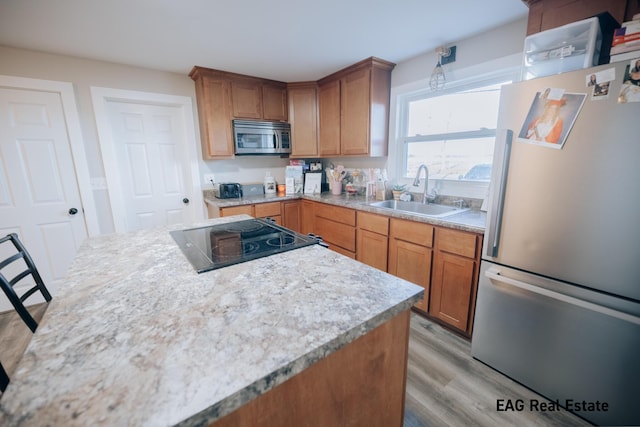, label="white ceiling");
[0,0,528,82]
